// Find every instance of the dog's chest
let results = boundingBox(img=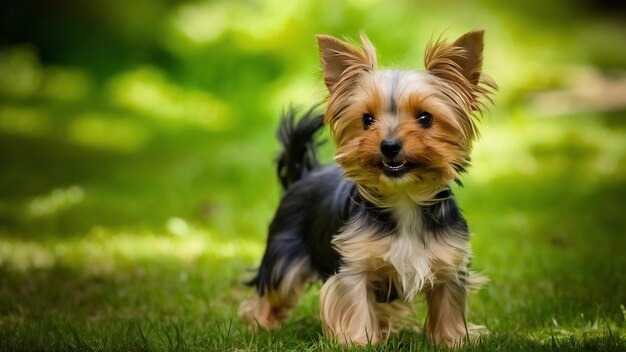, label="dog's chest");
[334,205,437,300]
[382,206,433,299]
